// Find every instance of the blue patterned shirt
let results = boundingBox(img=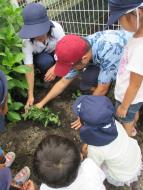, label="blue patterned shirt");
[64,30,132,84]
